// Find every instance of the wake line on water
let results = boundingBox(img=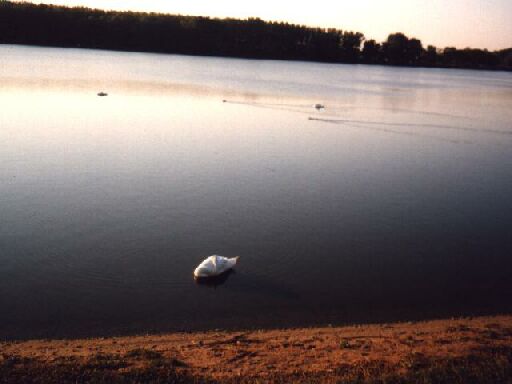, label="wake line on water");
[308,117,470,145]
[223,100,313,108]
[222,99,511,142]
[222,99,474,120]
[334,105,472,120]
[308,117,512,137]
[222,99,315,114]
